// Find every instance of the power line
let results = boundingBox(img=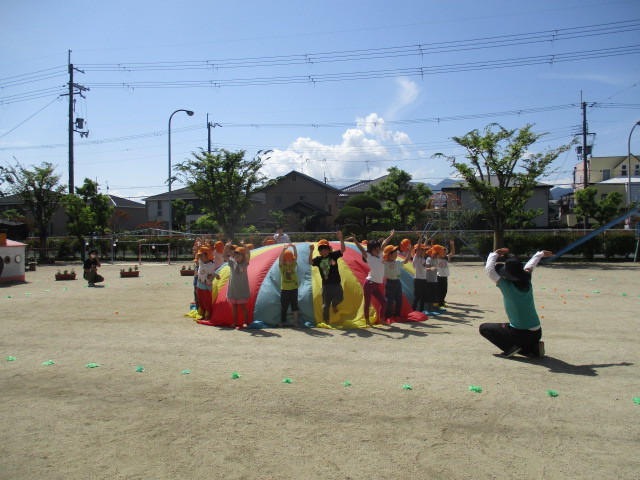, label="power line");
[0,96,61,139]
